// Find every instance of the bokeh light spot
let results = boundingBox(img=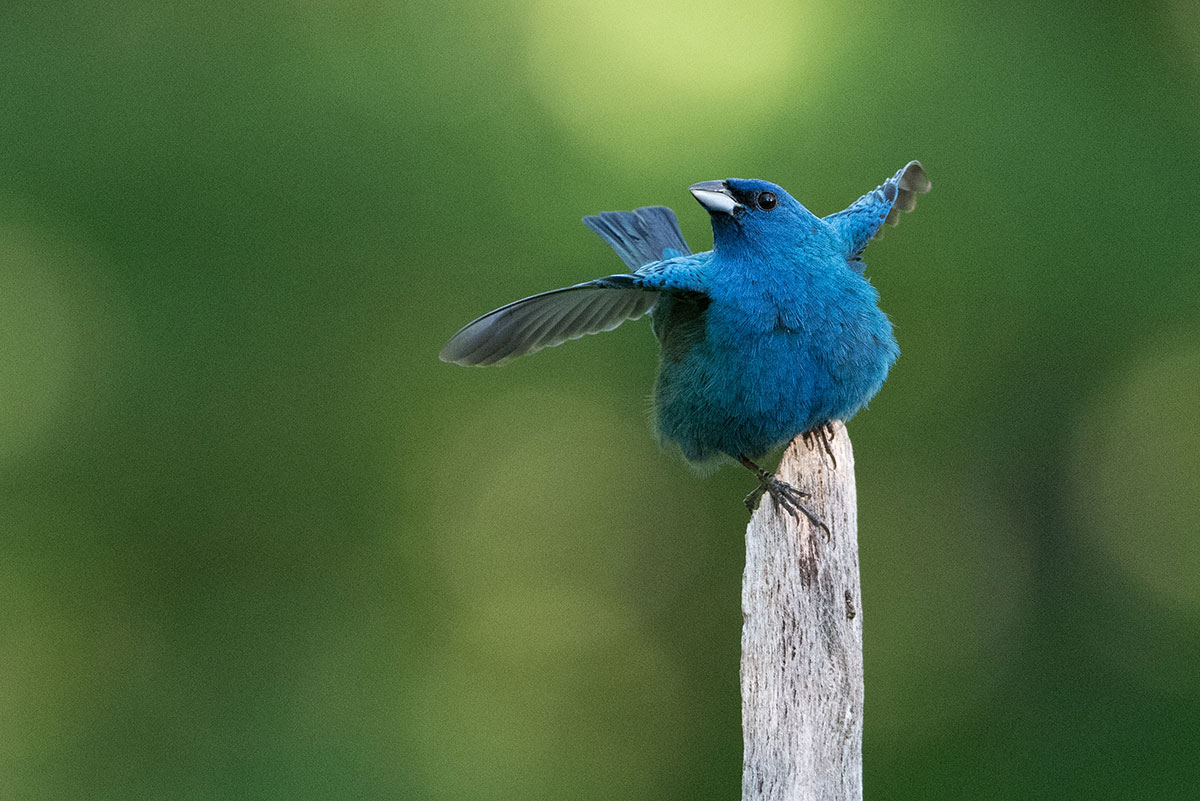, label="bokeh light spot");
[861,468,1033,745]
[0,226,86,466]
[1070,332,1200,611]
[522,0,821,165]
[404,386,694,798]
[429,385,674,595]
[1164,0,1200,84]
[0,222,133,471]
[0,508,148,785]
[408,583,690,801]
